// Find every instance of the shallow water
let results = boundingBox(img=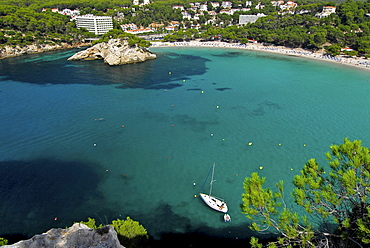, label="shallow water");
[0,47,369,240]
